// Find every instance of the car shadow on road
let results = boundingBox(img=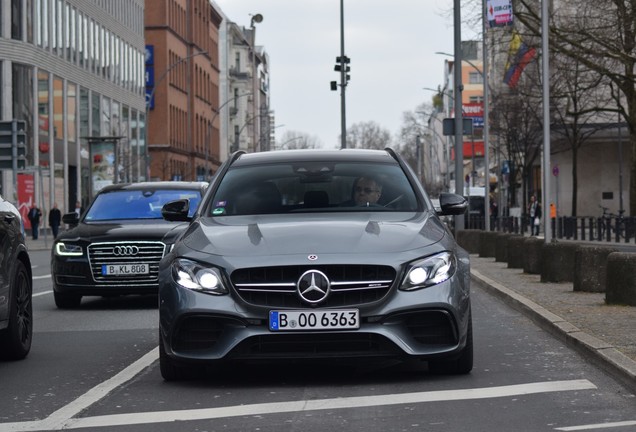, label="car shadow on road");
[73,294,159,310]
[167,358,459,387]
